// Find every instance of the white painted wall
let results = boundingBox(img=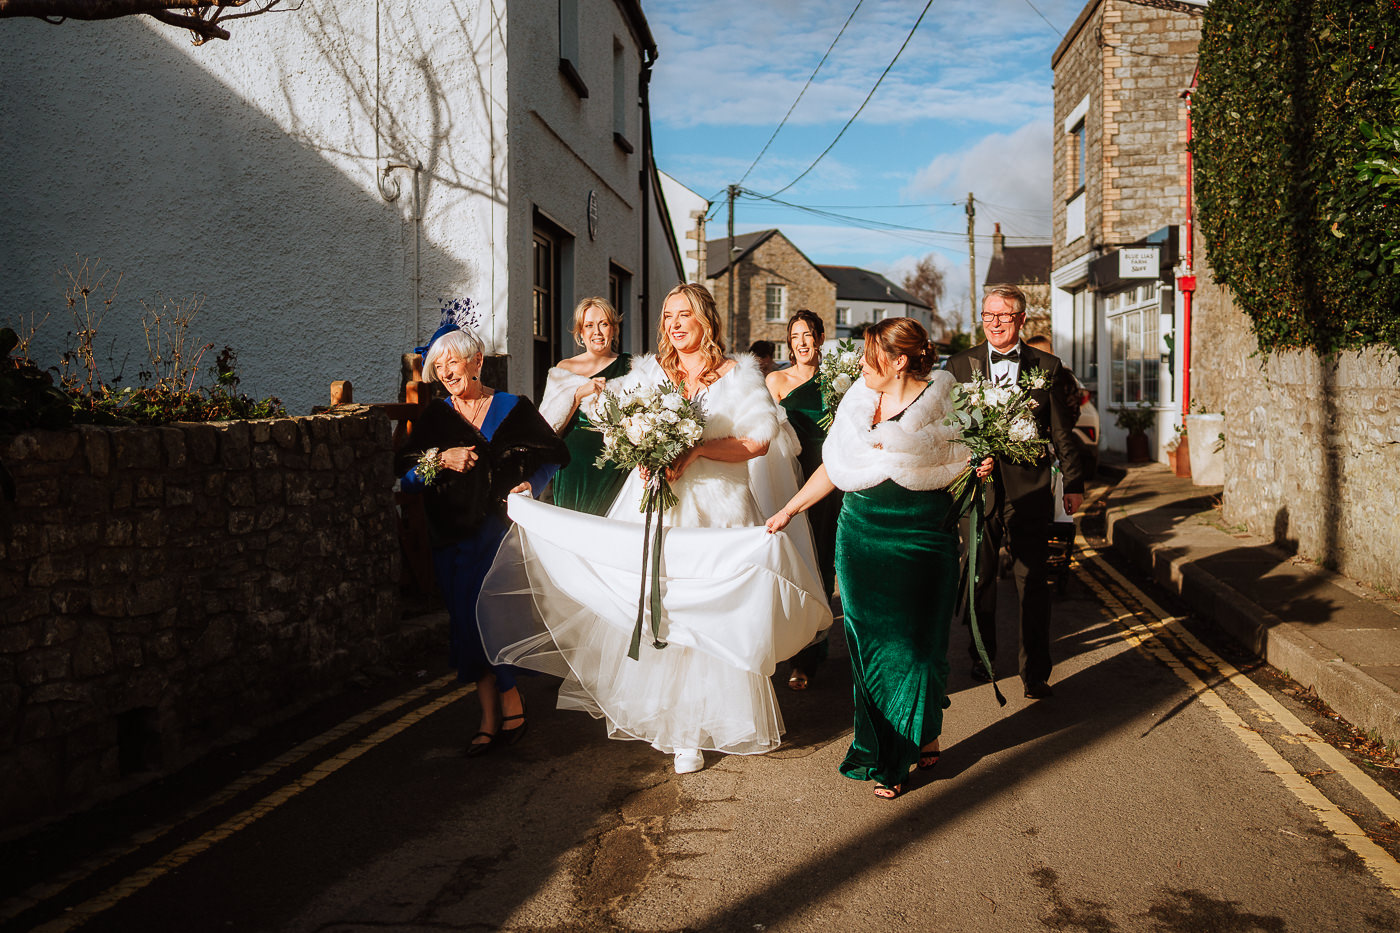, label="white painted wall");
[1,2,663,413]
[835,299,930,335]
[1,5,509,413]
[658,171,709,287]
